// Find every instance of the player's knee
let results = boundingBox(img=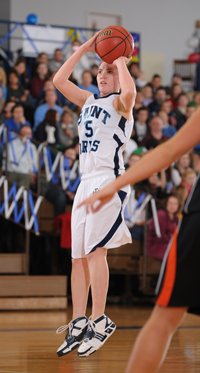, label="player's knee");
[86,247,107,263]
[72,257,84,269]
[153,305,187,332]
